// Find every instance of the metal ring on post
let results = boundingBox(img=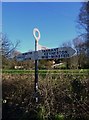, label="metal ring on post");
[33,28,41,41]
